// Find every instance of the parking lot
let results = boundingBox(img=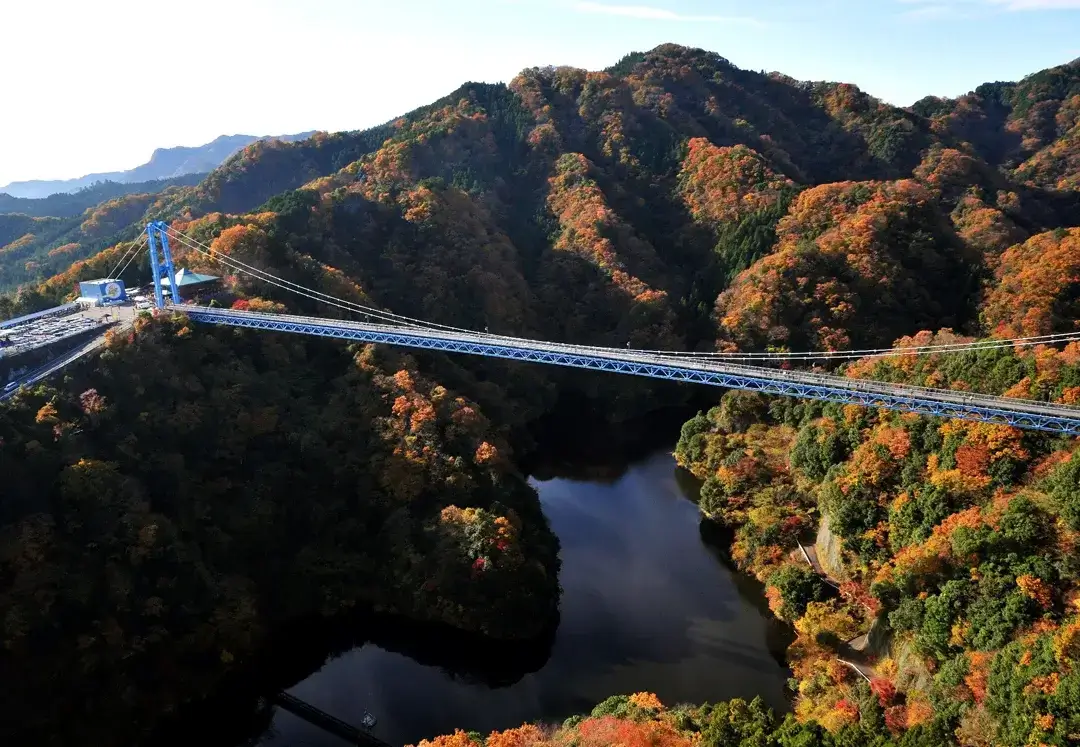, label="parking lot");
[0,302,137,358]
